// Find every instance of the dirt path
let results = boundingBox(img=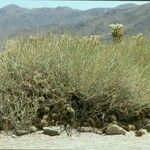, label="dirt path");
[0,130,150,150]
